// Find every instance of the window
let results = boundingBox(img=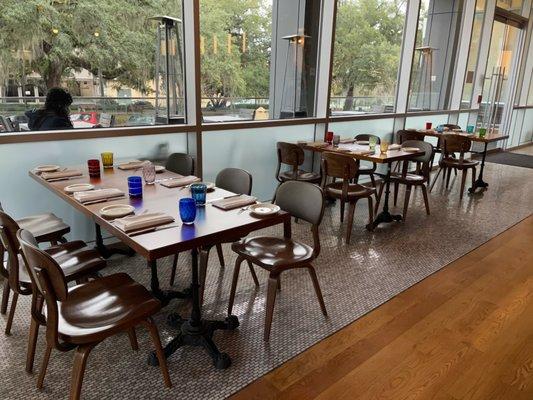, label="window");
[199,0,322,123]
[0,1,185,132]
[461,0,486,109]
[330,0,406,115]
[496,0,524,14]
[408,0,464,111]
